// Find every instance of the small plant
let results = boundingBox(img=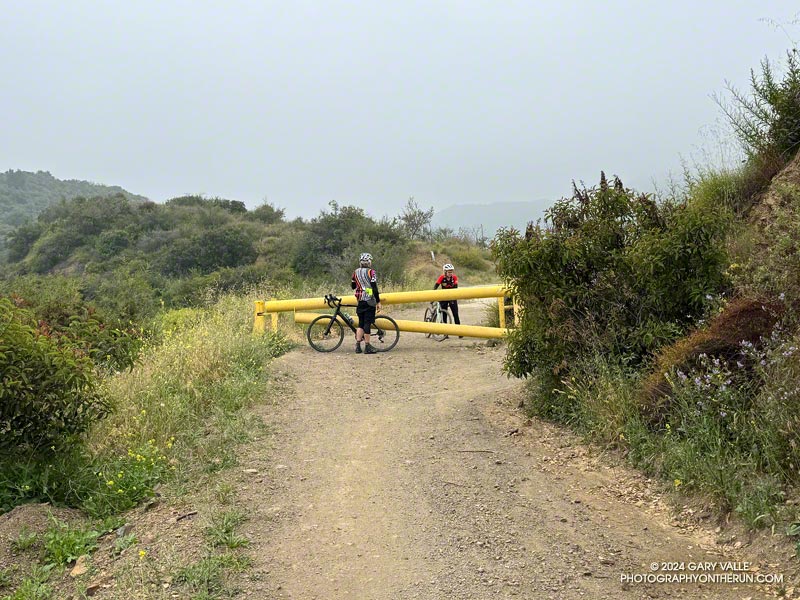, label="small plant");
[2,566,52,600]
[0,568,12,589]
[82,439,170,518]
[12,528,37,552]
[42,518,100,566]
[205,510,249,549]
[213,483,235,505]
[112,533,138,556]
[175,553,250,598]
[2,579,51,600]
[787,521,800,556]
